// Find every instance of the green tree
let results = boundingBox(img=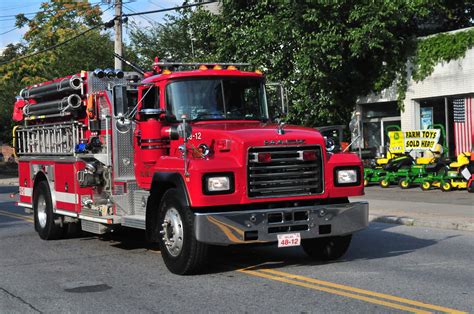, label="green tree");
[130,1,474,127]
[129,8,217,68]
